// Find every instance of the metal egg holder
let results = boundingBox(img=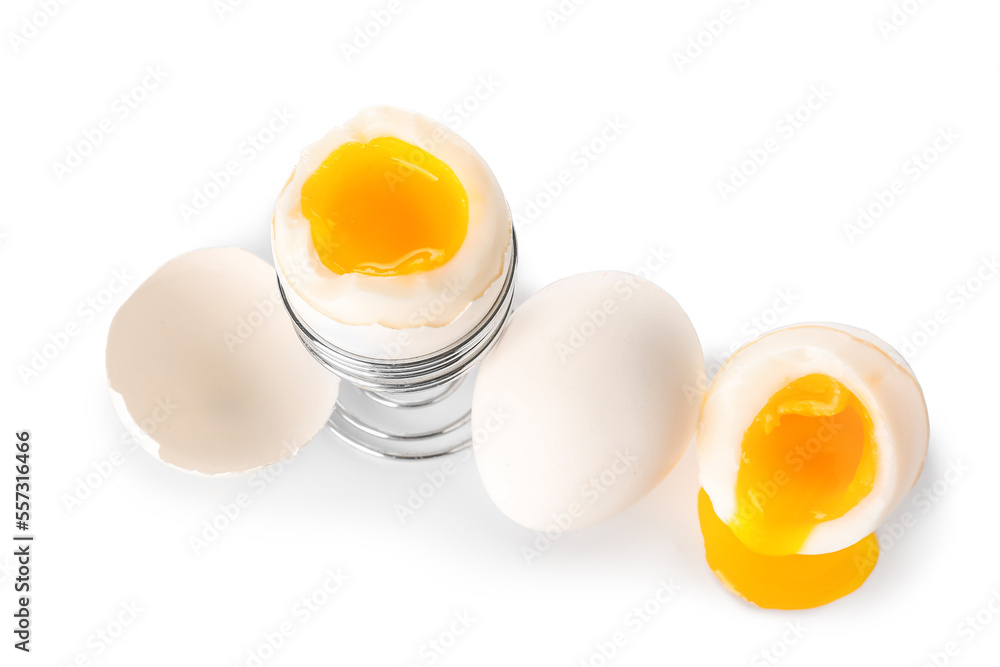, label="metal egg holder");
[279,231,518,460]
